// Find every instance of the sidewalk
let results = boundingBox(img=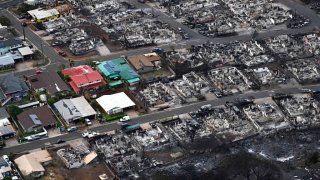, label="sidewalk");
[5,138,19,148]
